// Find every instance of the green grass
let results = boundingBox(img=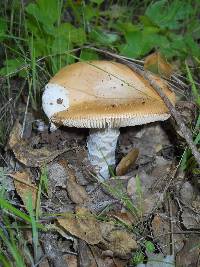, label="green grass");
[180,62,200,172]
